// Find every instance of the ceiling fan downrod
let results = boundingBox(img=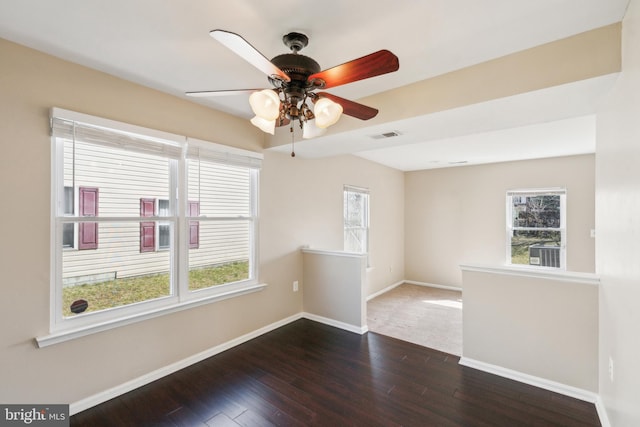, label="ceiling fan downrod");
[282,32,309,53]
